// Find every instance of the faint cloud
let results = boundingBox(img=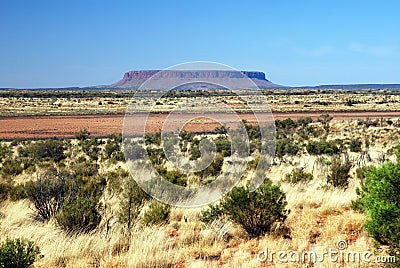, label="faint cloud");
[348,42,398,57]
[295,46,334,57]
